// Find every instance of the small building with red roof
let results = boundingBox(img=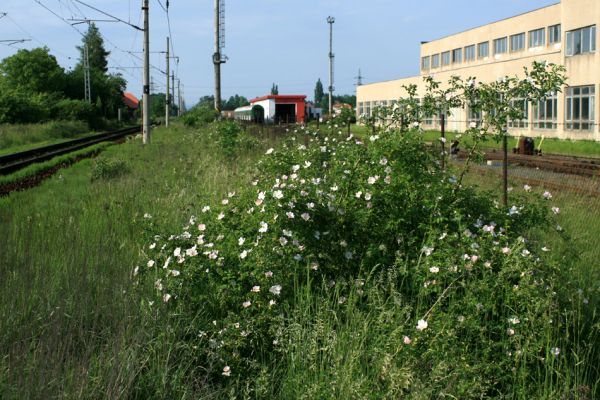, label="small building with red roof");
[123,92,140,110]
[248,95,306,124]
